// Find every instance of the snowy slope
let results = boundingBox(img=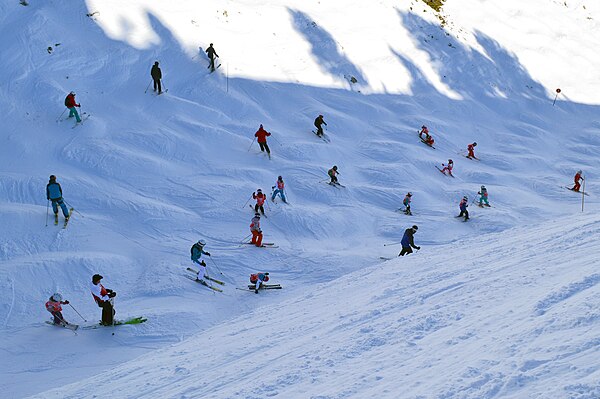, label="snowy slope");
[0,0,599,397]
